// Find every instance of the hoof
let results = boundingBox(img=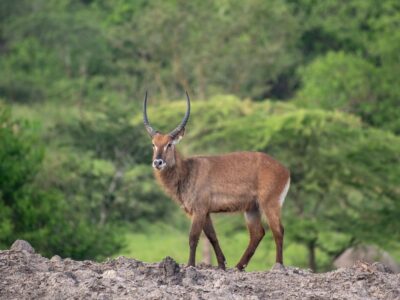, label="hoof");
[218,264,226,271]
[235,264,246,272]
[271,263,286,271]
